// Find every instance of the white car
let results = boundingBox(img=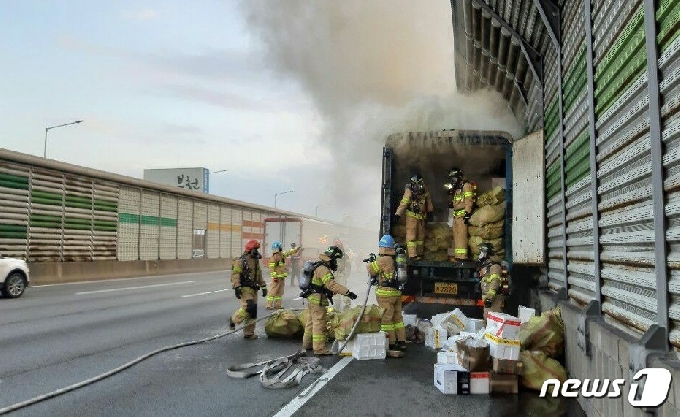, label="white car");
[0,255,30,298]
